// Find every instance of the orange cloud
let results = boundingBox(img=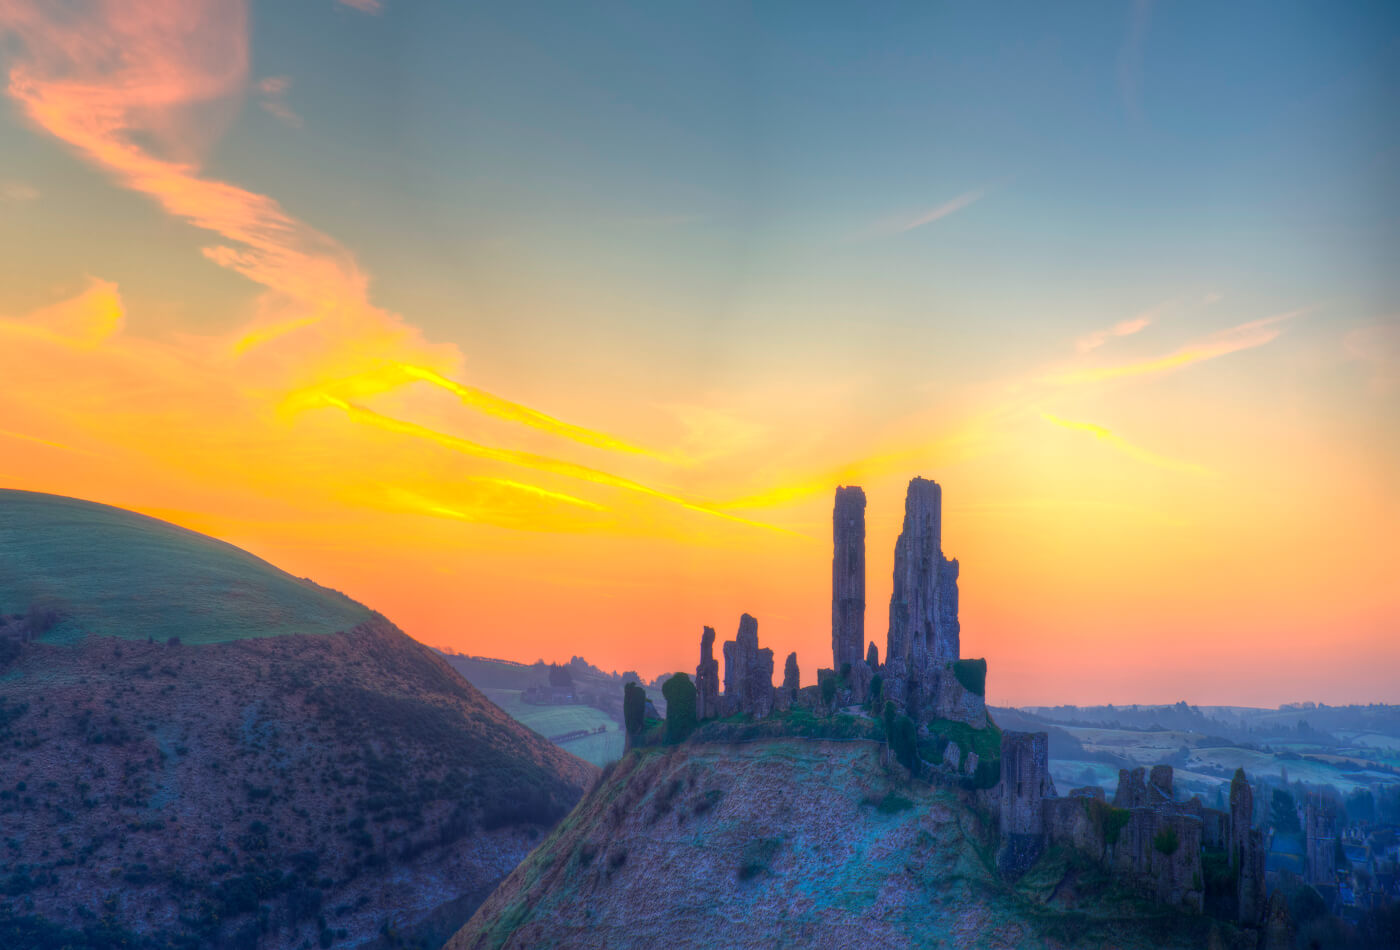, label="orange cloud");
[0,277,124,348]
[319,396,797,534]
